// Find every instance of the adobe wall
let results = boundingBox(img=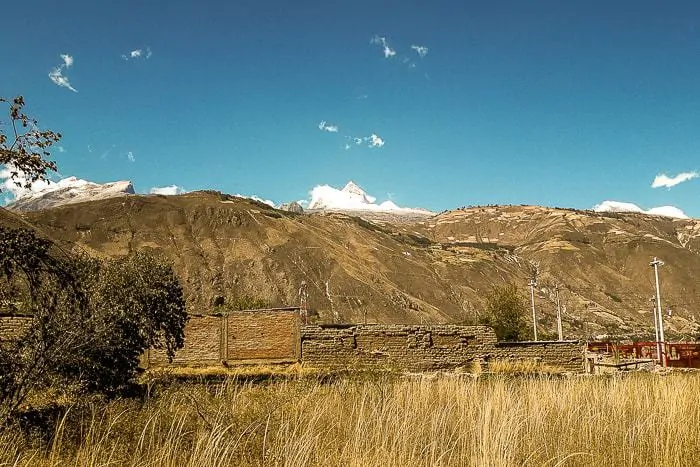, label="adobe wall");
[145,309,300,367]
[301,324,498,371]
[2,311,584,373]
[491,341,586,372]
[301,324,584,372]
